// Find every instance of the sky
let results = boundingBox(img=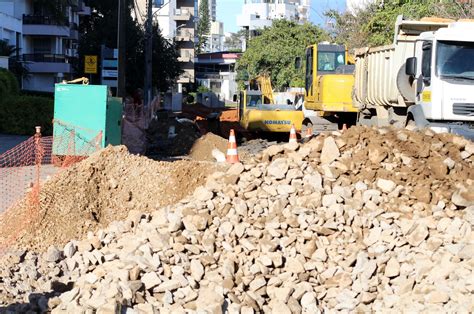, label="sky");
[217,0,347,34]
